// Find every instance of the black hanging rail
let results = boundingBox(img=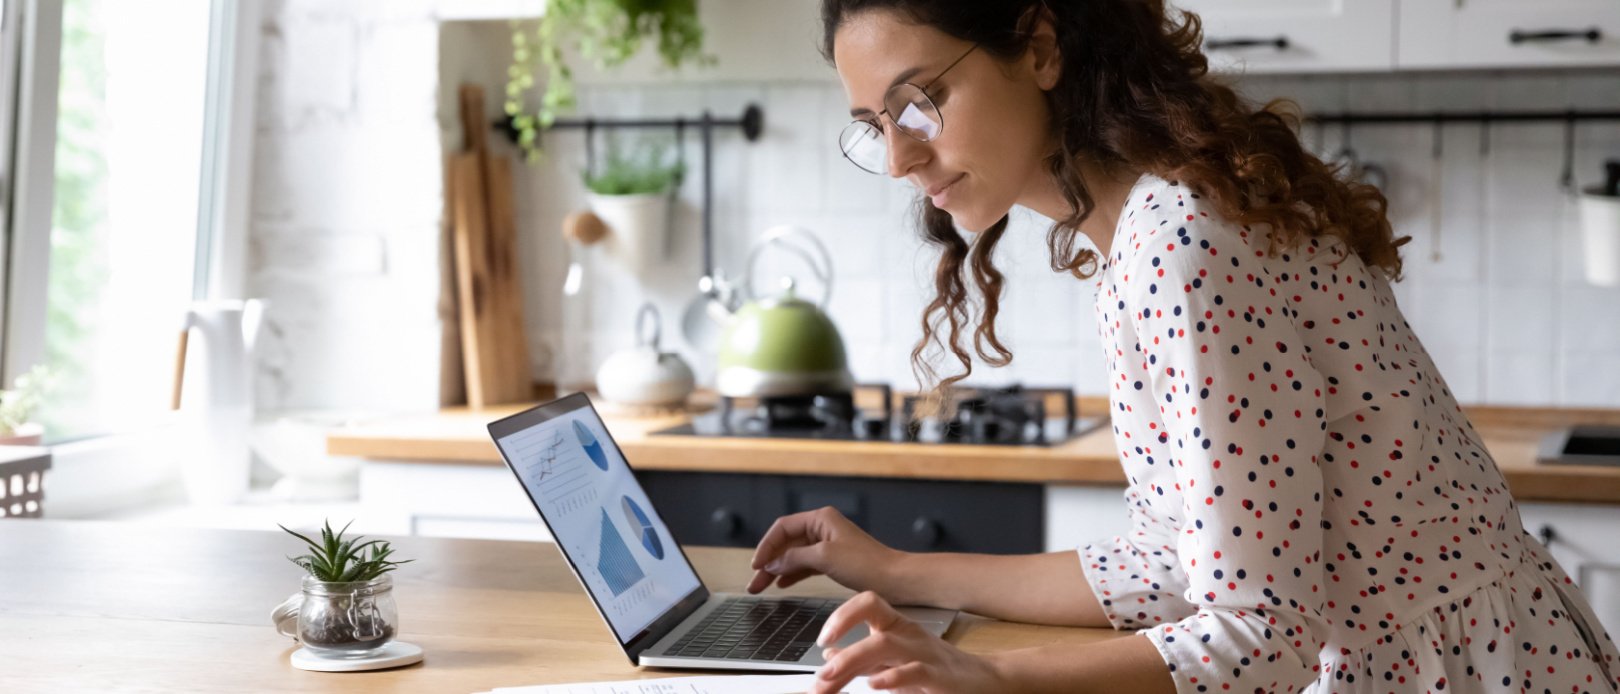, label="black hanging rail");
[495,104,764,282]
[544,106,764,138]
[1299,108,1620,194]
